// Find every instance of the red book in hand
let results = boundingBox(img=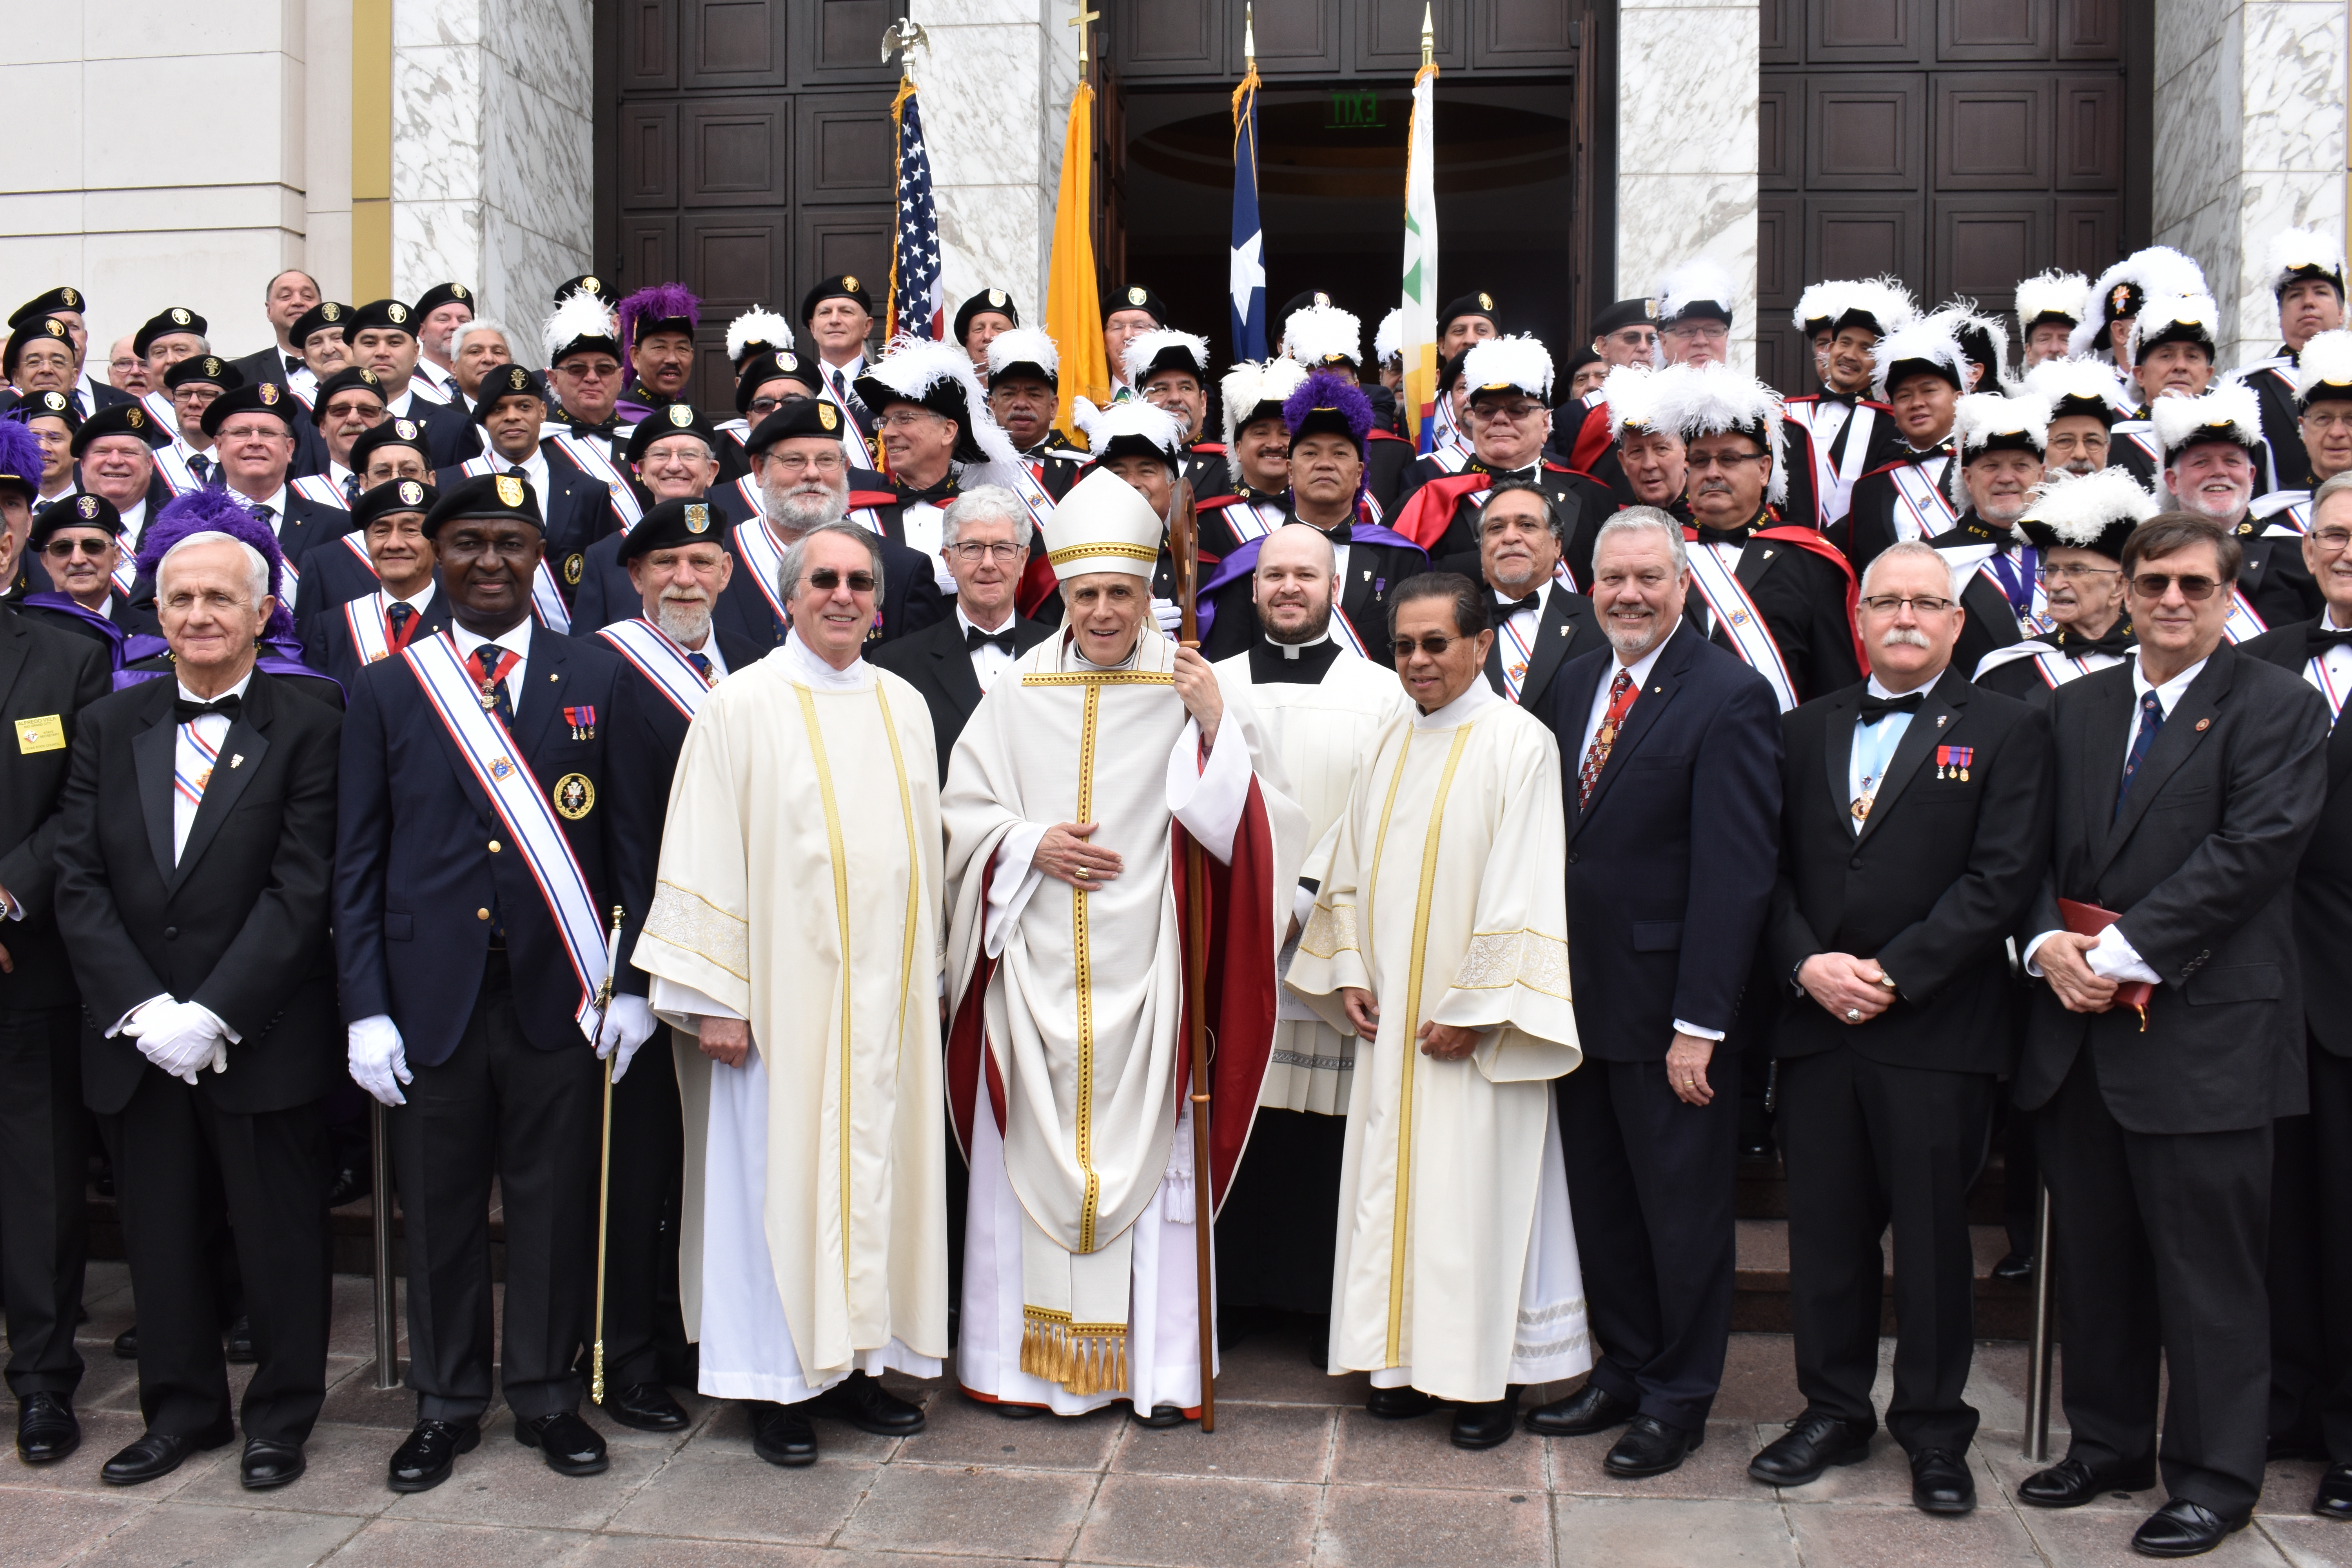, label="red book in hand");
[2056,898,2152,1030]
